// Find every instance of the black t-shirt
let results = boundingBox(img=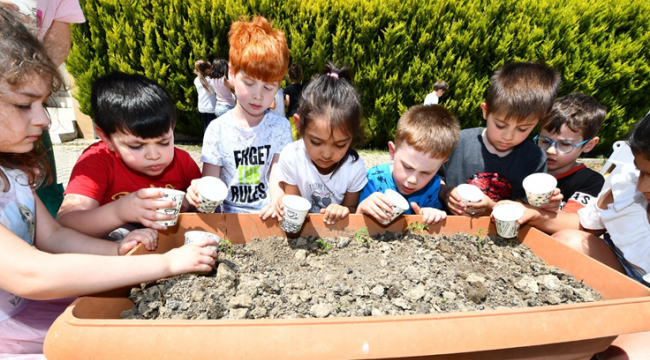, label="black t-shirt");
[555,163,604,211]
[285,83,303,118]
